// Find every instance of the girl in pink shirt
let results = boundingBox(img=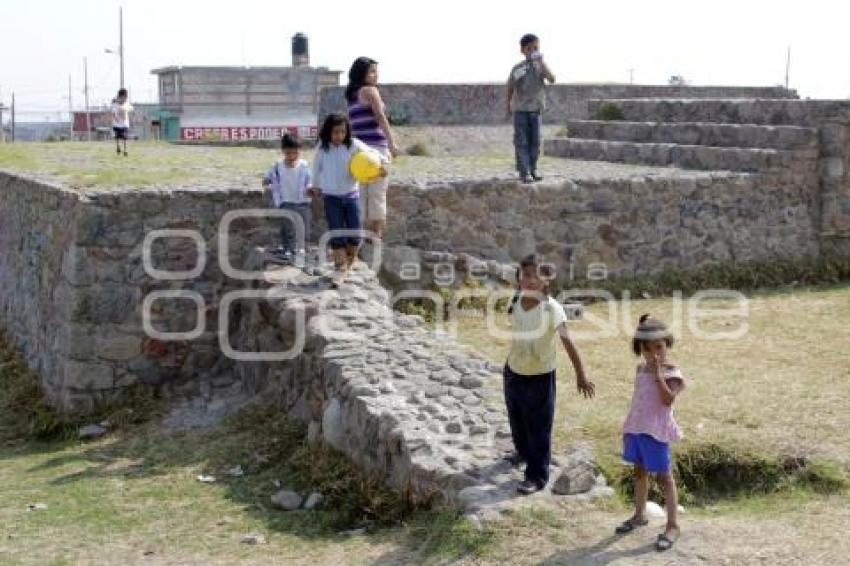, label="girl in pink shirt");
[615,314,686,552]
